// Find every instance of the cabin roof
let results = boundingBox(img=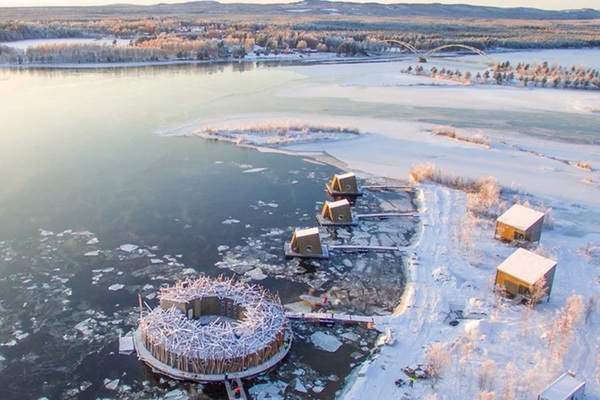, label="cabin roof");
[540,373,585,400]
[295,227,320,238]
[497,248,556,285]
[328,199,350,209]
[497,204,544,231]
[336,172,355,180]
